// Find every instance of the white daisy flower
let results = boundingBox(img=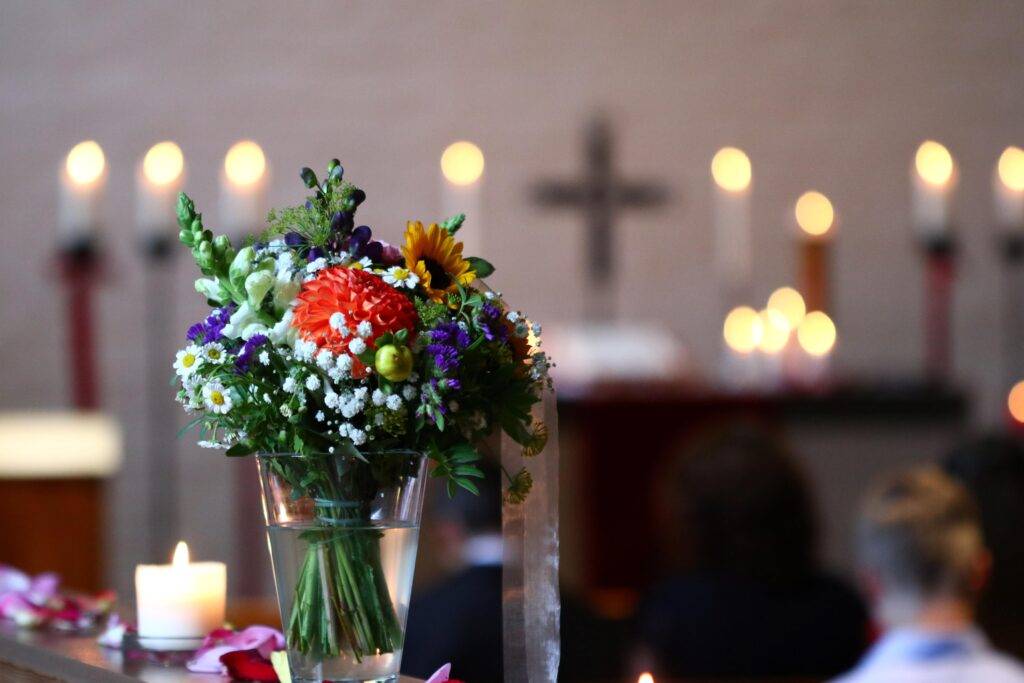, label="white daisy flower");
[348,338,367,355]
[202,382,233,414]
[258,350,271,366]
[356,321,373,339]
[385,394,403,411]
[382,266,420,289]
[173,345,204,378]
[329,312,347,333]
[350,256,373,270]
[305,375,321,391]
[202,342,227,364]
[372,389,386,406]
